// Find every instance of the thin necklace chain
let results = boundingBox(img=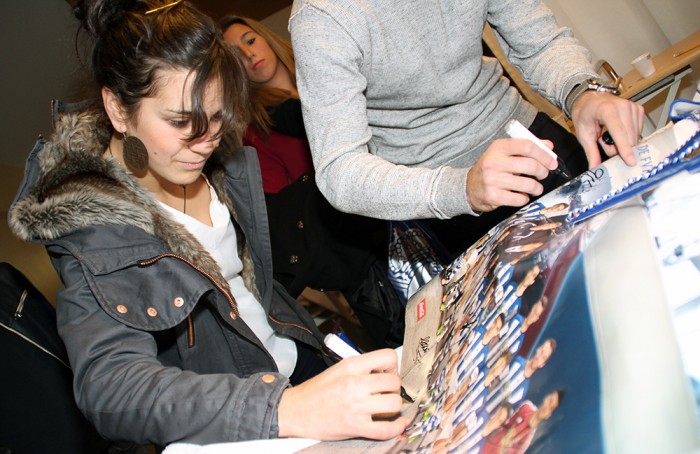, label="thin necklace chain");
[109,143,188,214]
